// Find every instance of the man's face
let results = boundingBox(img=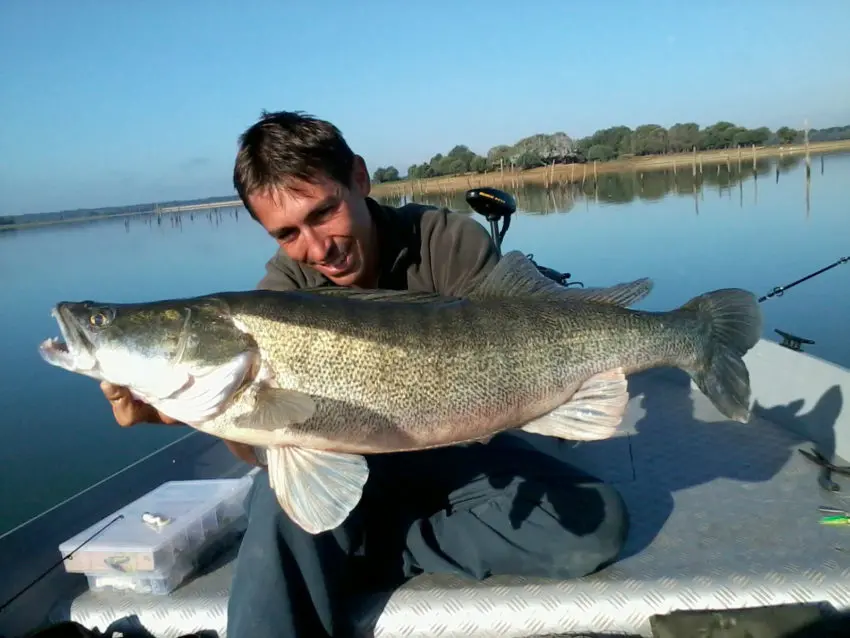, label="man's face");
[247,156,378,287]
